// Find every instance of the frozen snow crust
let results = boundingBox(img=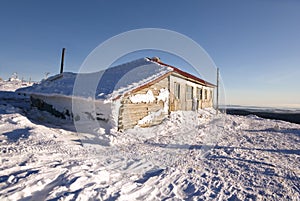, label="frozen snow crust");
[1,94,300,200]
[2,71,300,200]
